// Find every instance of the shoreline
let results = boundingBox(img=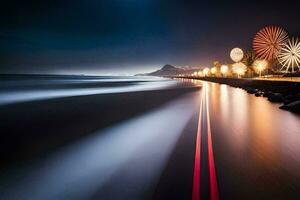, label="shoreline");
[175,77,300,114]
